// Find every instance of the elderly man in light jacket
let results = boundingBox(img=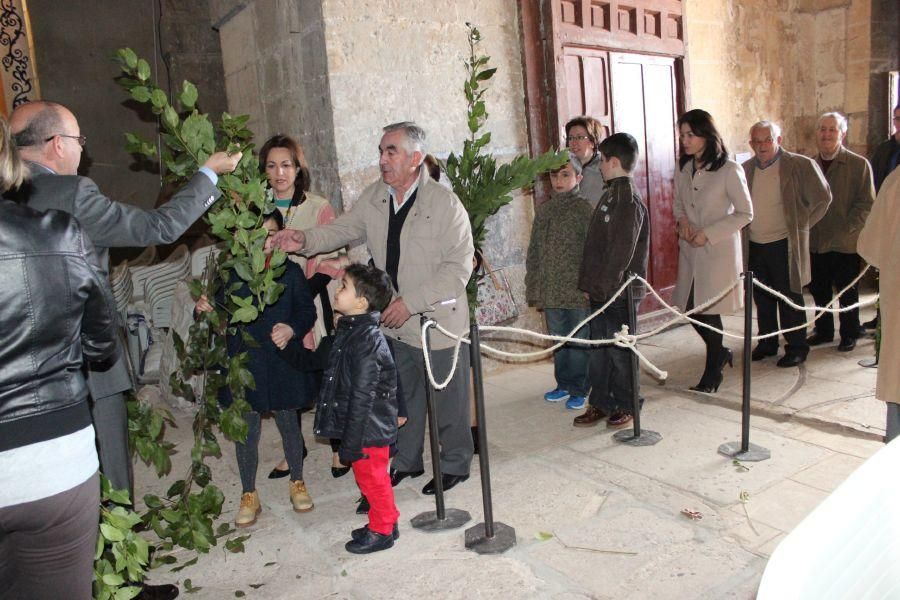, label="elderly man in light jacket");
[271,122,475,495]
[741,120,831,367]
